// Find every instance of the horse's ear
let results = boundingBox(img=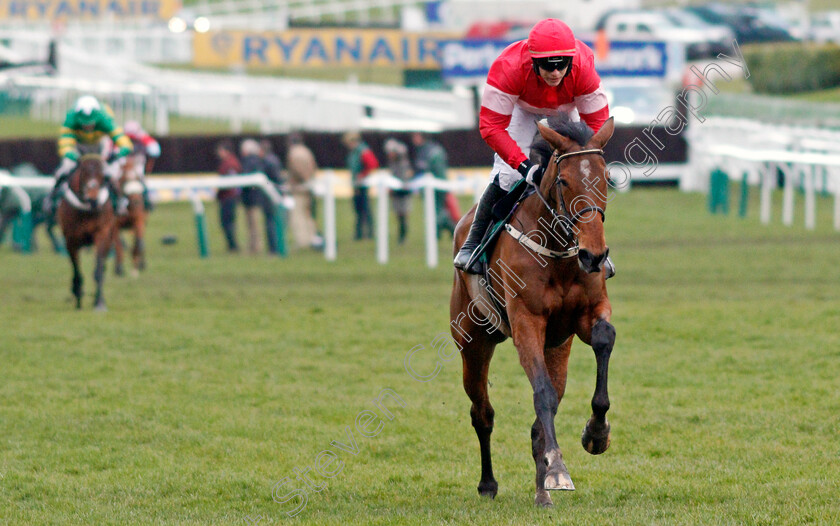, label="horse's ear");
[537,122,577,152]
[588,117,615,150]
